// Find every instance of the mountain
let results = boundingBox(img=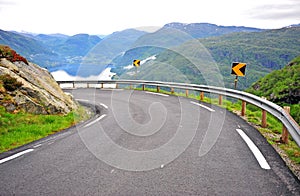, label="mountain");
[247,55,300,104]
[0,30,103,75]
[111,26,300,90]
[163,22,263,38]
[246,55,300,123]
[56,34,102,56]
[0,29,55,64]
[112,23,263,71]
[1,23,299,82]
[34,33,69,48]
[78,29,147,76]
[199,26,300,89]
[111,27,192,75]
